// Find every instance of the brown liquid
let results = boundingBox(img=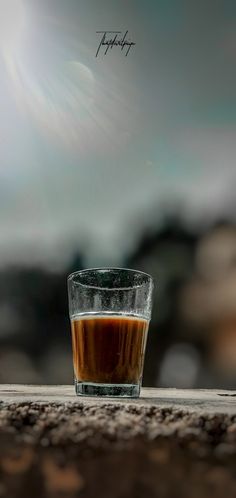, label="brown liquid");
[71,314,149,385]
